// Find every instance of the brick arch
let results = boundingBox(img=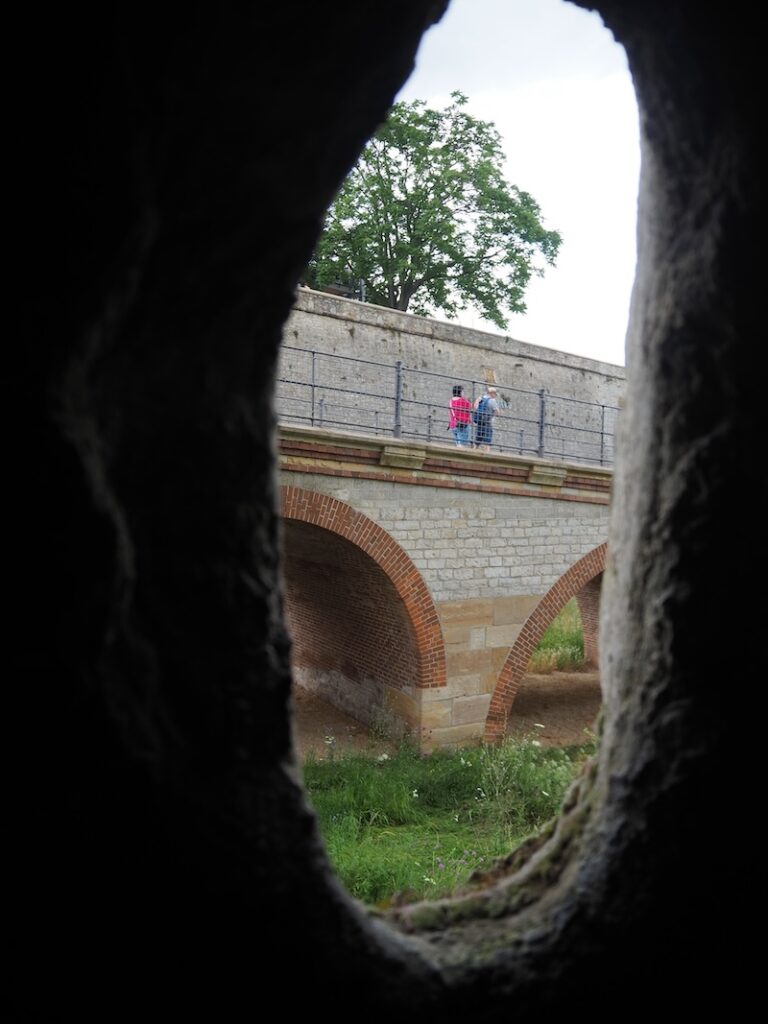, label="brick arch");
[485,543,607,744]
[281,486,445,689]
